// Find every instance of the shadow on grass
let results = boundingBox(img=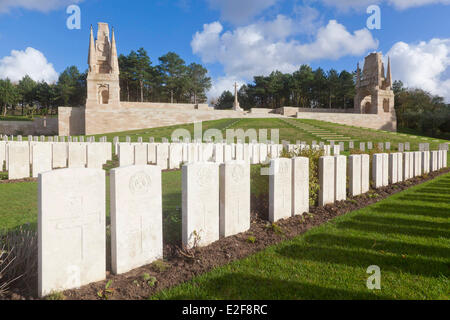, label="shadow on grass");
[397,194,450,204]
[335,220,450,239]
[350,215,450,231]
[276,243,447,278]
[162,273,392,300]
[303,233,450,260]
[370,204,449,219]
